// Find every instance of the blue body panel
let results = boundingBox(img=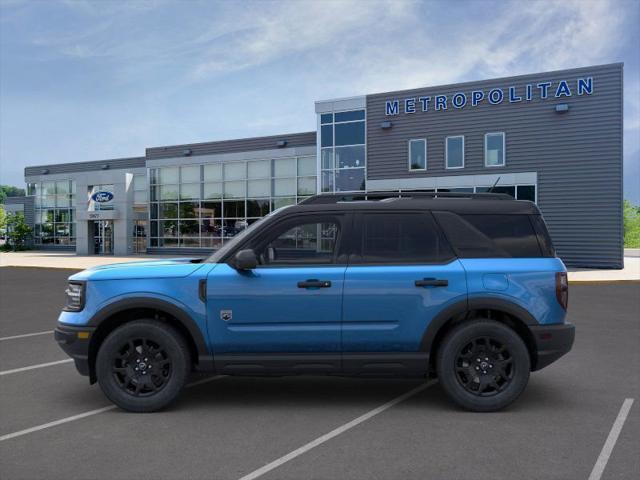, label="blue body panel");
[460,257,567,325]
[206,263,345,353]
[342,260,467,352]
[59,260,214,351]
[58,257,567,359]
